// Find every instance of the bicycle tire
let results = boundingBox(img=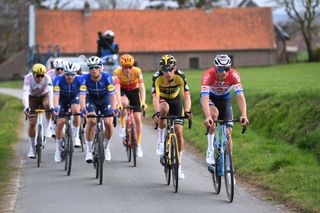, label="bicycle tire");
[66,126,73,176]
[36,124,42,167]
[212,148,221,194]
[94,140,99,179]
[79,120,85,152]
[163,137,171,186]
[171,136,179,193]
[98,130,104,185]
[131,123,137,167]
[224,143,234,202]
[126,127,131,162]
